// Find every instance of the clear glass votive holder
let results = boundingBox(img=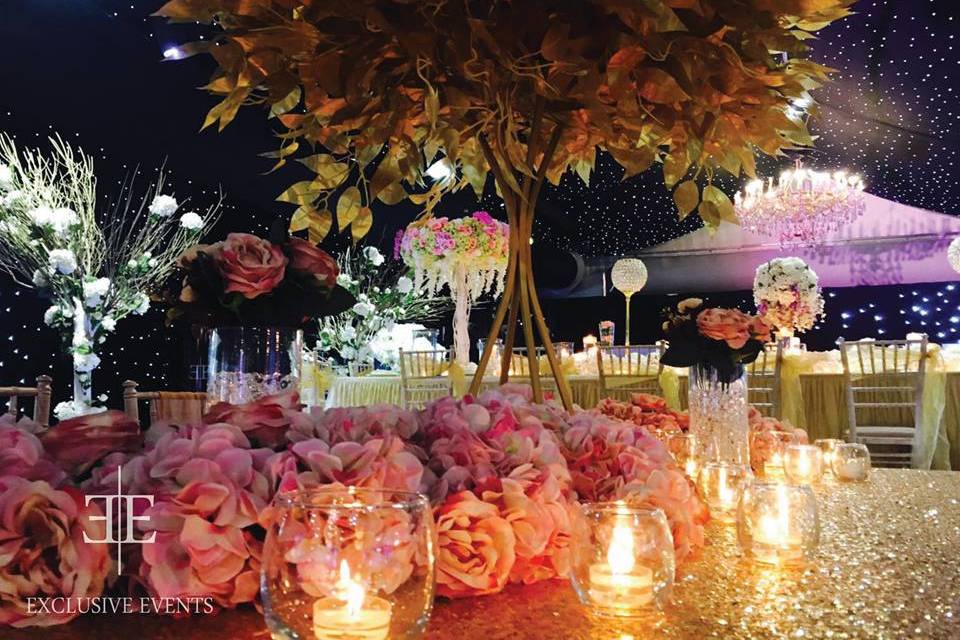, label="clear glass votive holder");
[760,431,799,479]
[783,444,824,485]
[666,432,699,478]
[261,487,436,640]
[698,462,749,522]
[813,438,843,475]
[737,482,819,566]
[553,341,575,361]
[570,503,675,617]
[832,443,871,482]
